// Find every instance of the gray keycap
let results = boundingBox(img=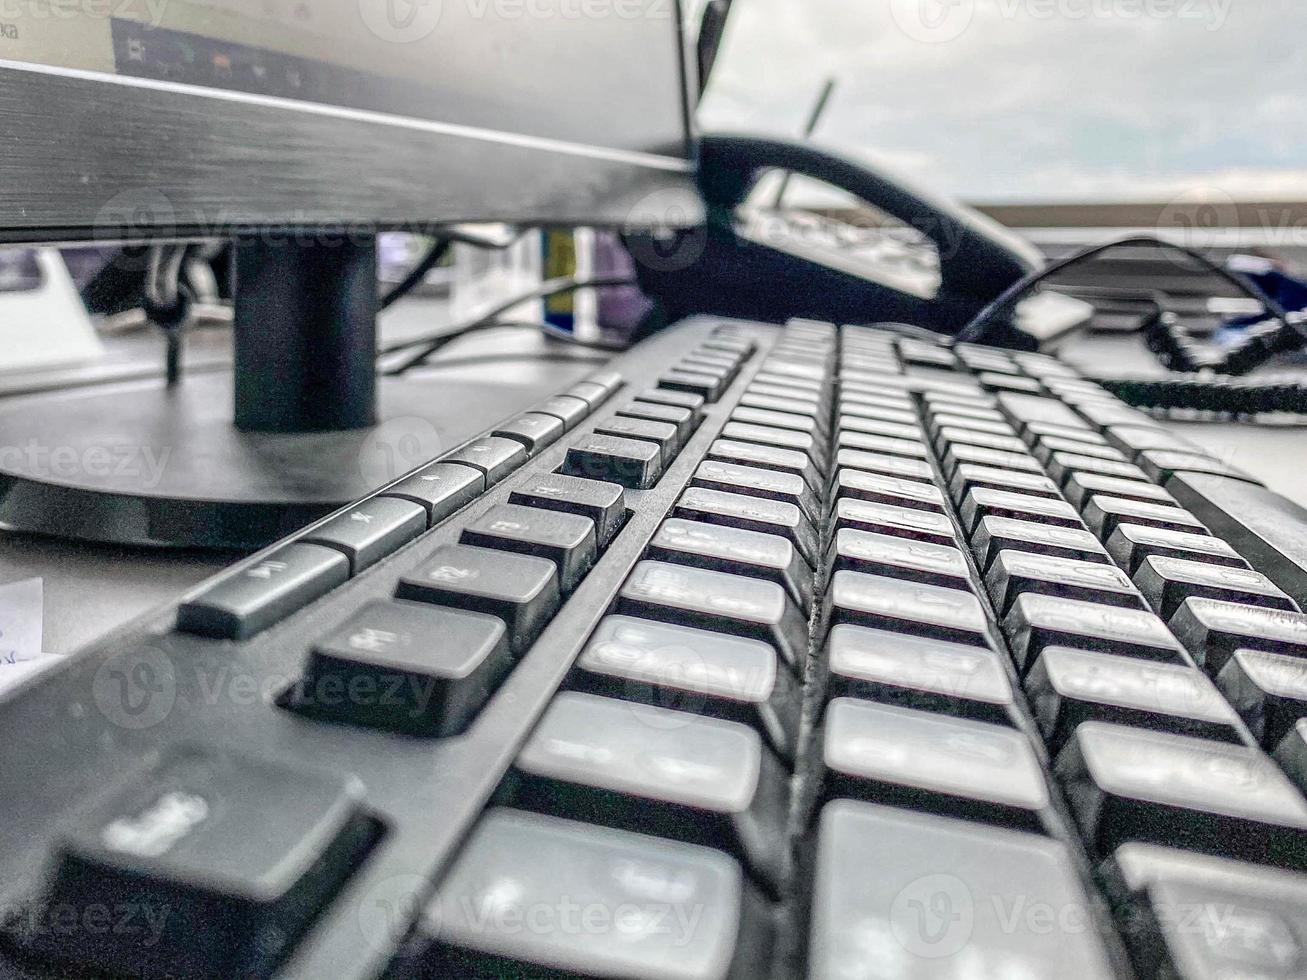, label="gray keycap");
[564,433,663,490]
[943,442,1045,479]
[381,461,484,526]
[650,518,812,611]
[492,412,565,455]
[840,415,922,442]
[619,400,697,444]
[832,469,946,514]
[303,496,426,574]
[1136,554,1297,619]
[296,600,511,735]
[927,412,1016,438]
[461,503,597,592]
[832,497,956,547]
[1033,436,1127,466]
[837,400,916,426]
[177,543,349,640]
[595,416,680,467]
[972,515,1108,570]
[822,699,1050,830]
[445,436,528,486]
[1047,451,1148,485]
[531,393,590,430]
[573,615,799,762]
[512,692,789,892]
[809,801,1116,980]
[1106,522,1248,574]
[1063,471,1176,509]
[675,487,819,567]
[1026,646,1241,751]
[661,368,725,401]
[936,426,1028,455]
[424,808,770,980]
[722,421,824,462]
[837,429,930,461]
[1082,495,1208,540]
[834,448,934,482]
[1003,593,1186,673]
[620,561,809,669]
[827,528,971,592]
[397,543,559,653]
[509,472,626,548]
[949,463,1062,502]
[827,570,990,647]
[707,440,820,493]
[692,460,820,524]
[960,487,1083,534]
[636,386,705,413]
[1218,649,1307,749]
[827,624,1014,725]
[986,549,1143,613]
[1169,598,1307,675]
[738,391,823,420]
[1056,722,1307,869]
[733,405,819,435]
